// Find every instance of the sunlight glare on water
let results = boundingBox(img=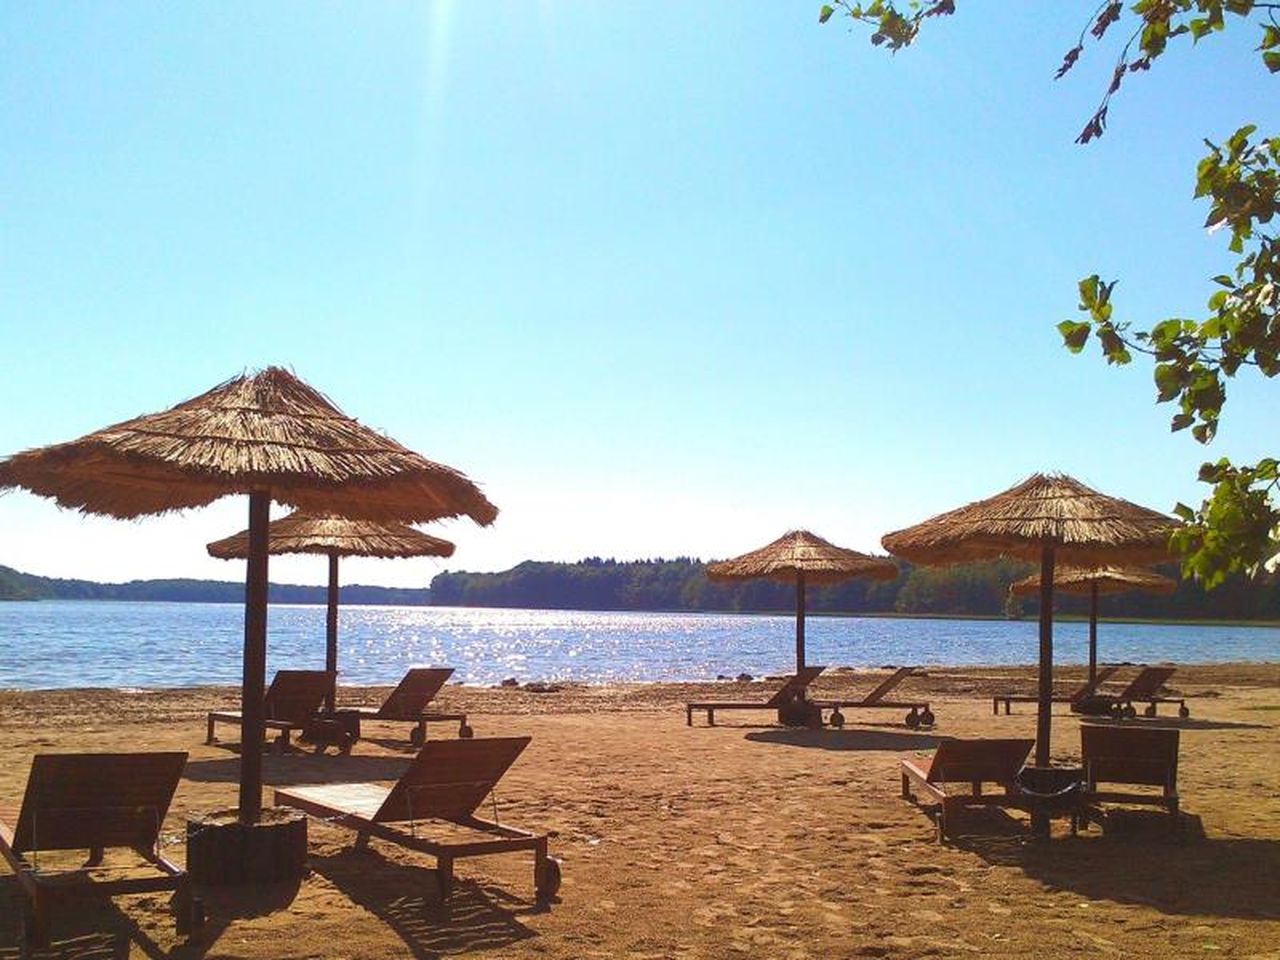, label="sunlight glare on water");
[0,600,1275,690]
